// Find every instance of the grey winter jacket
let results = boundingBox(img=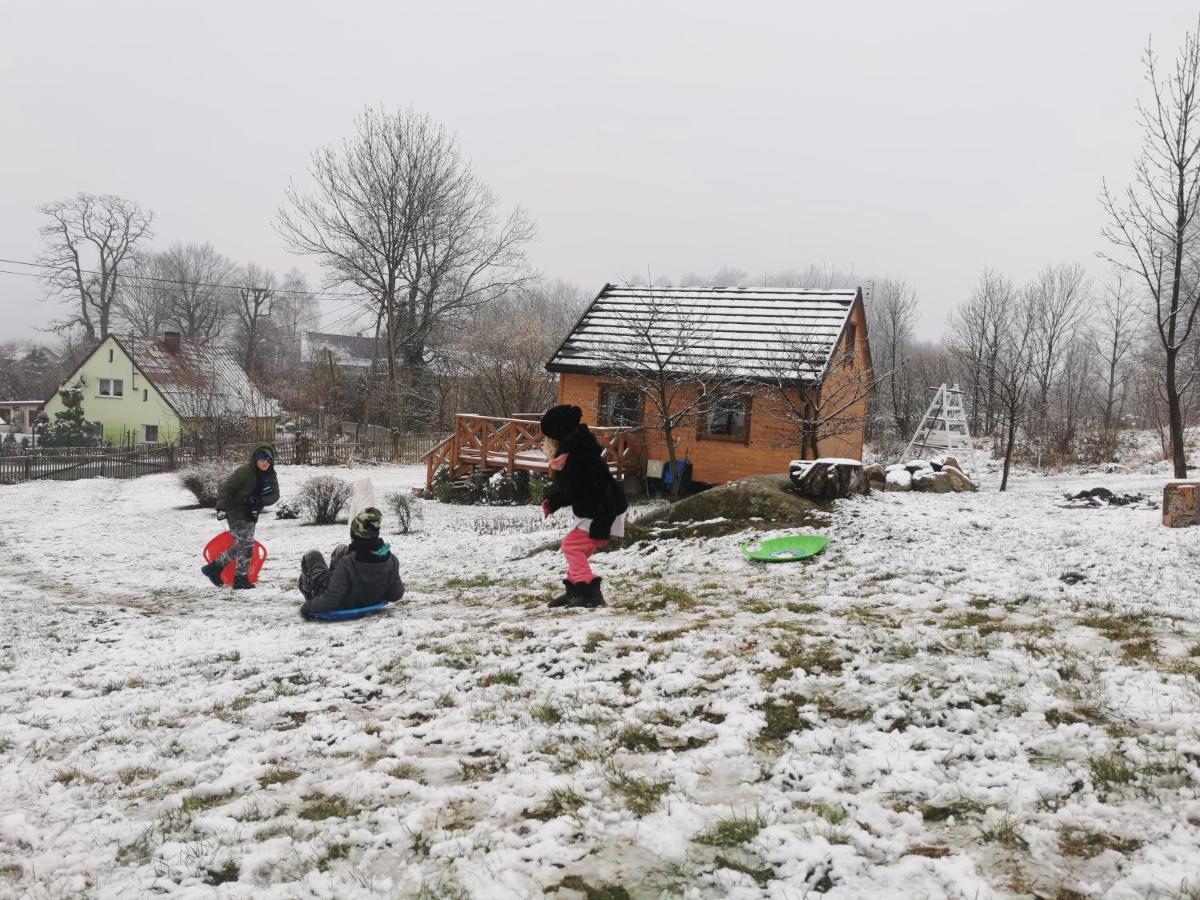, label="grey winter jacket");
[300,552,405,618]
